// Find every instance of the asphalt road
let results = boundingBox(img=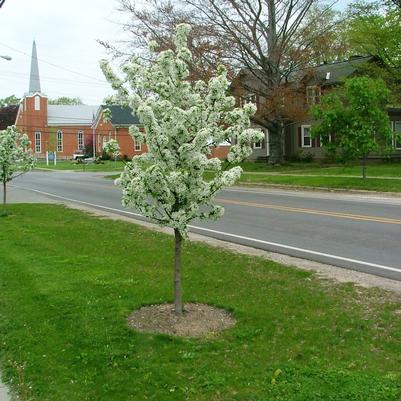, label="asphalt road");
[9,170,401,280]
